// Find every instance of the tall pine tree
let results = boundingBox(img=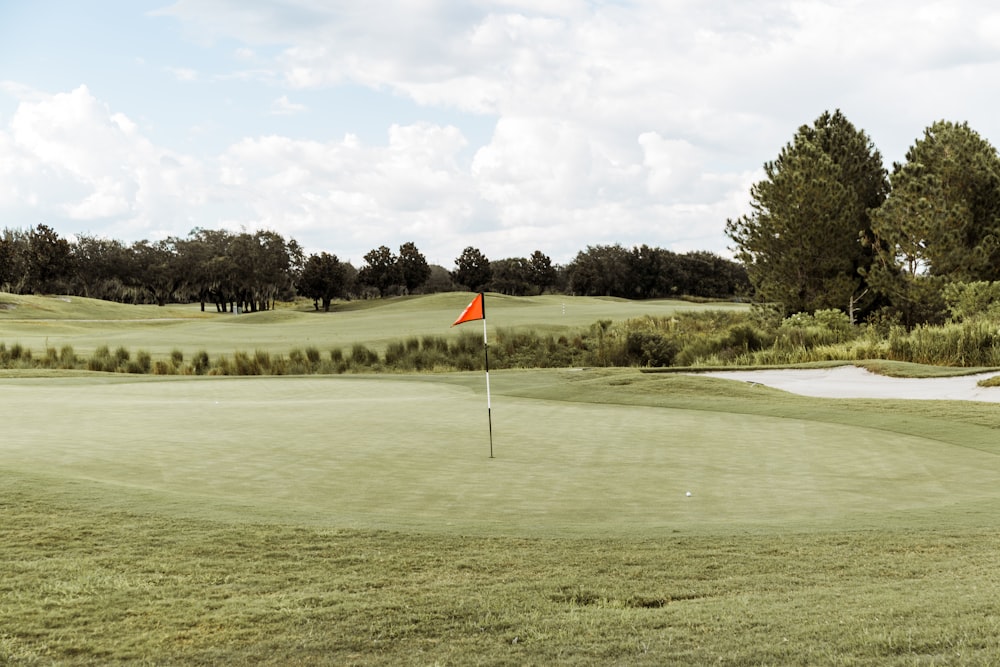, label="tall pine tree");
[726,110,888,316]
